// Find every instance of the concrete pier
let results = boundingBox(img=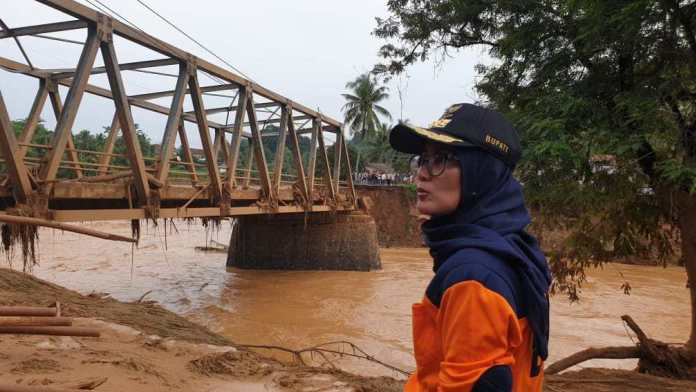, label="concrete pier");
[227,212,381,271]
